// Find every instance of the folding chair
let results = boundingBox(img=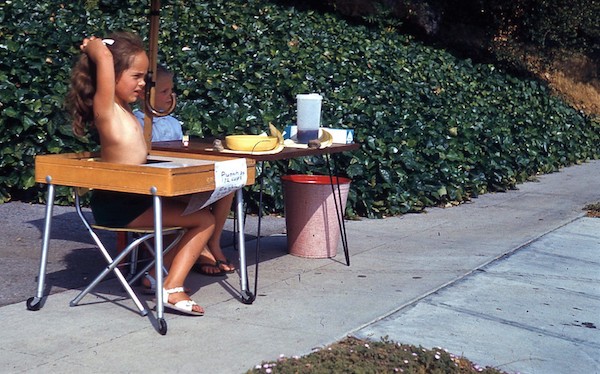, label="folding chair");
[69,189,186,317]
